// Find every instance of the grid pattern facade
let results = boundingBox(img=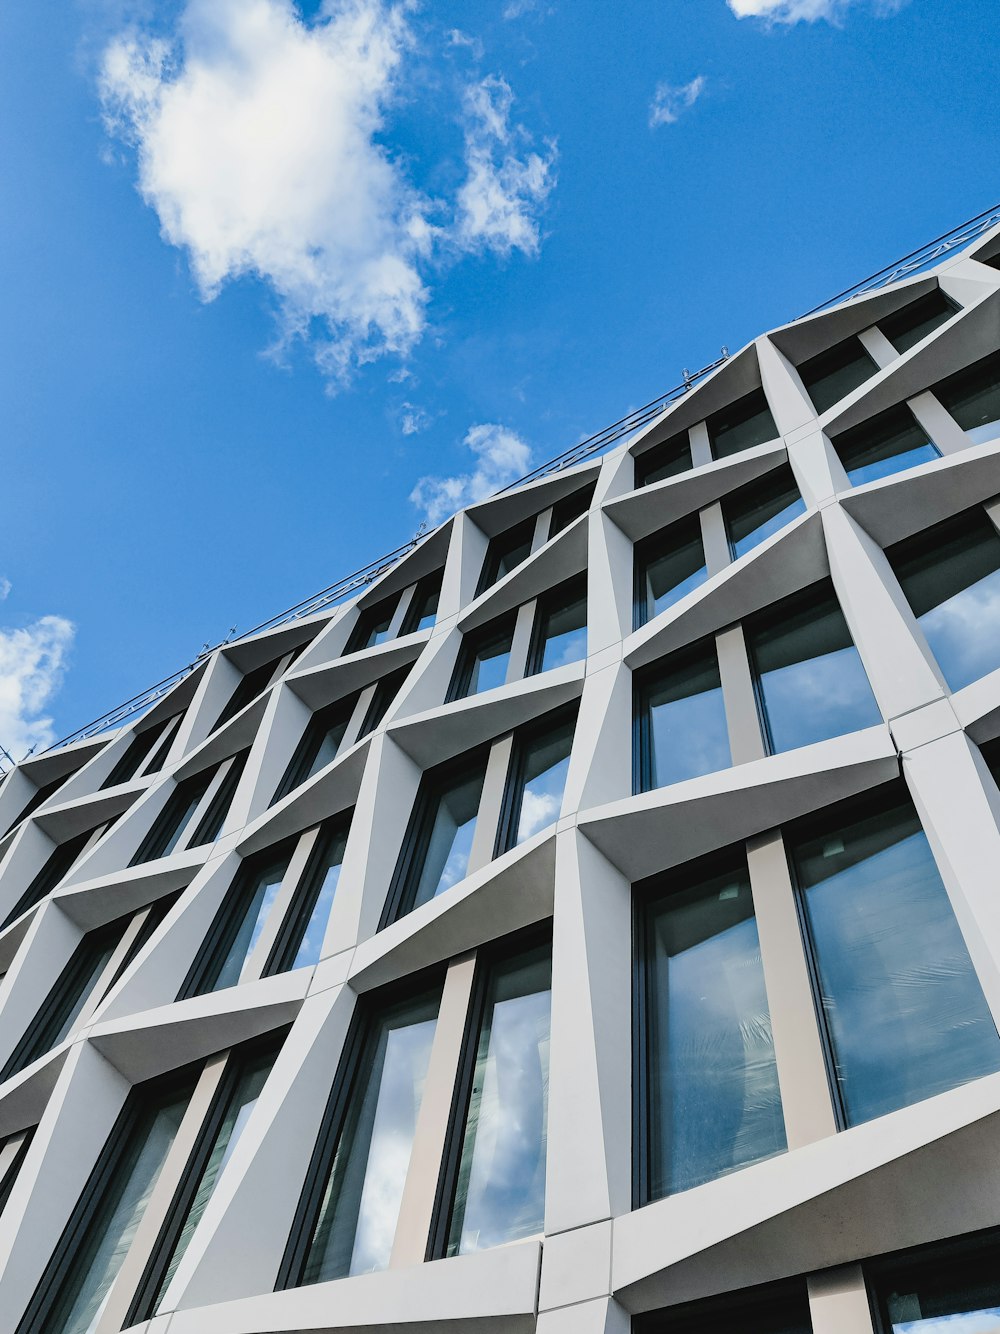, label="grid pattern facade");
[3,226,1000,1334]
